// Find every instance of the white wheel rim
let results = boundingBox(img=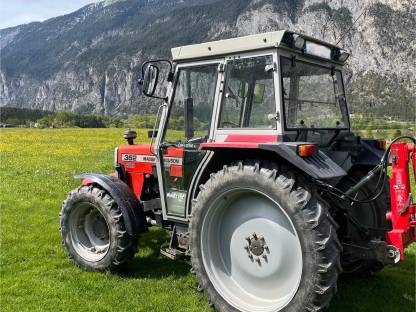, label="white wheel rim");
[68,202,110,262]
[201,188,303,312]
